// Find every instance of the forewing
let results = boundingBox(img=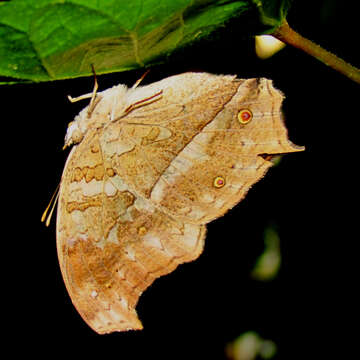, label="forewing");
[102,74,302,225]
[148,78,303,223]
[103,72,240,198]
